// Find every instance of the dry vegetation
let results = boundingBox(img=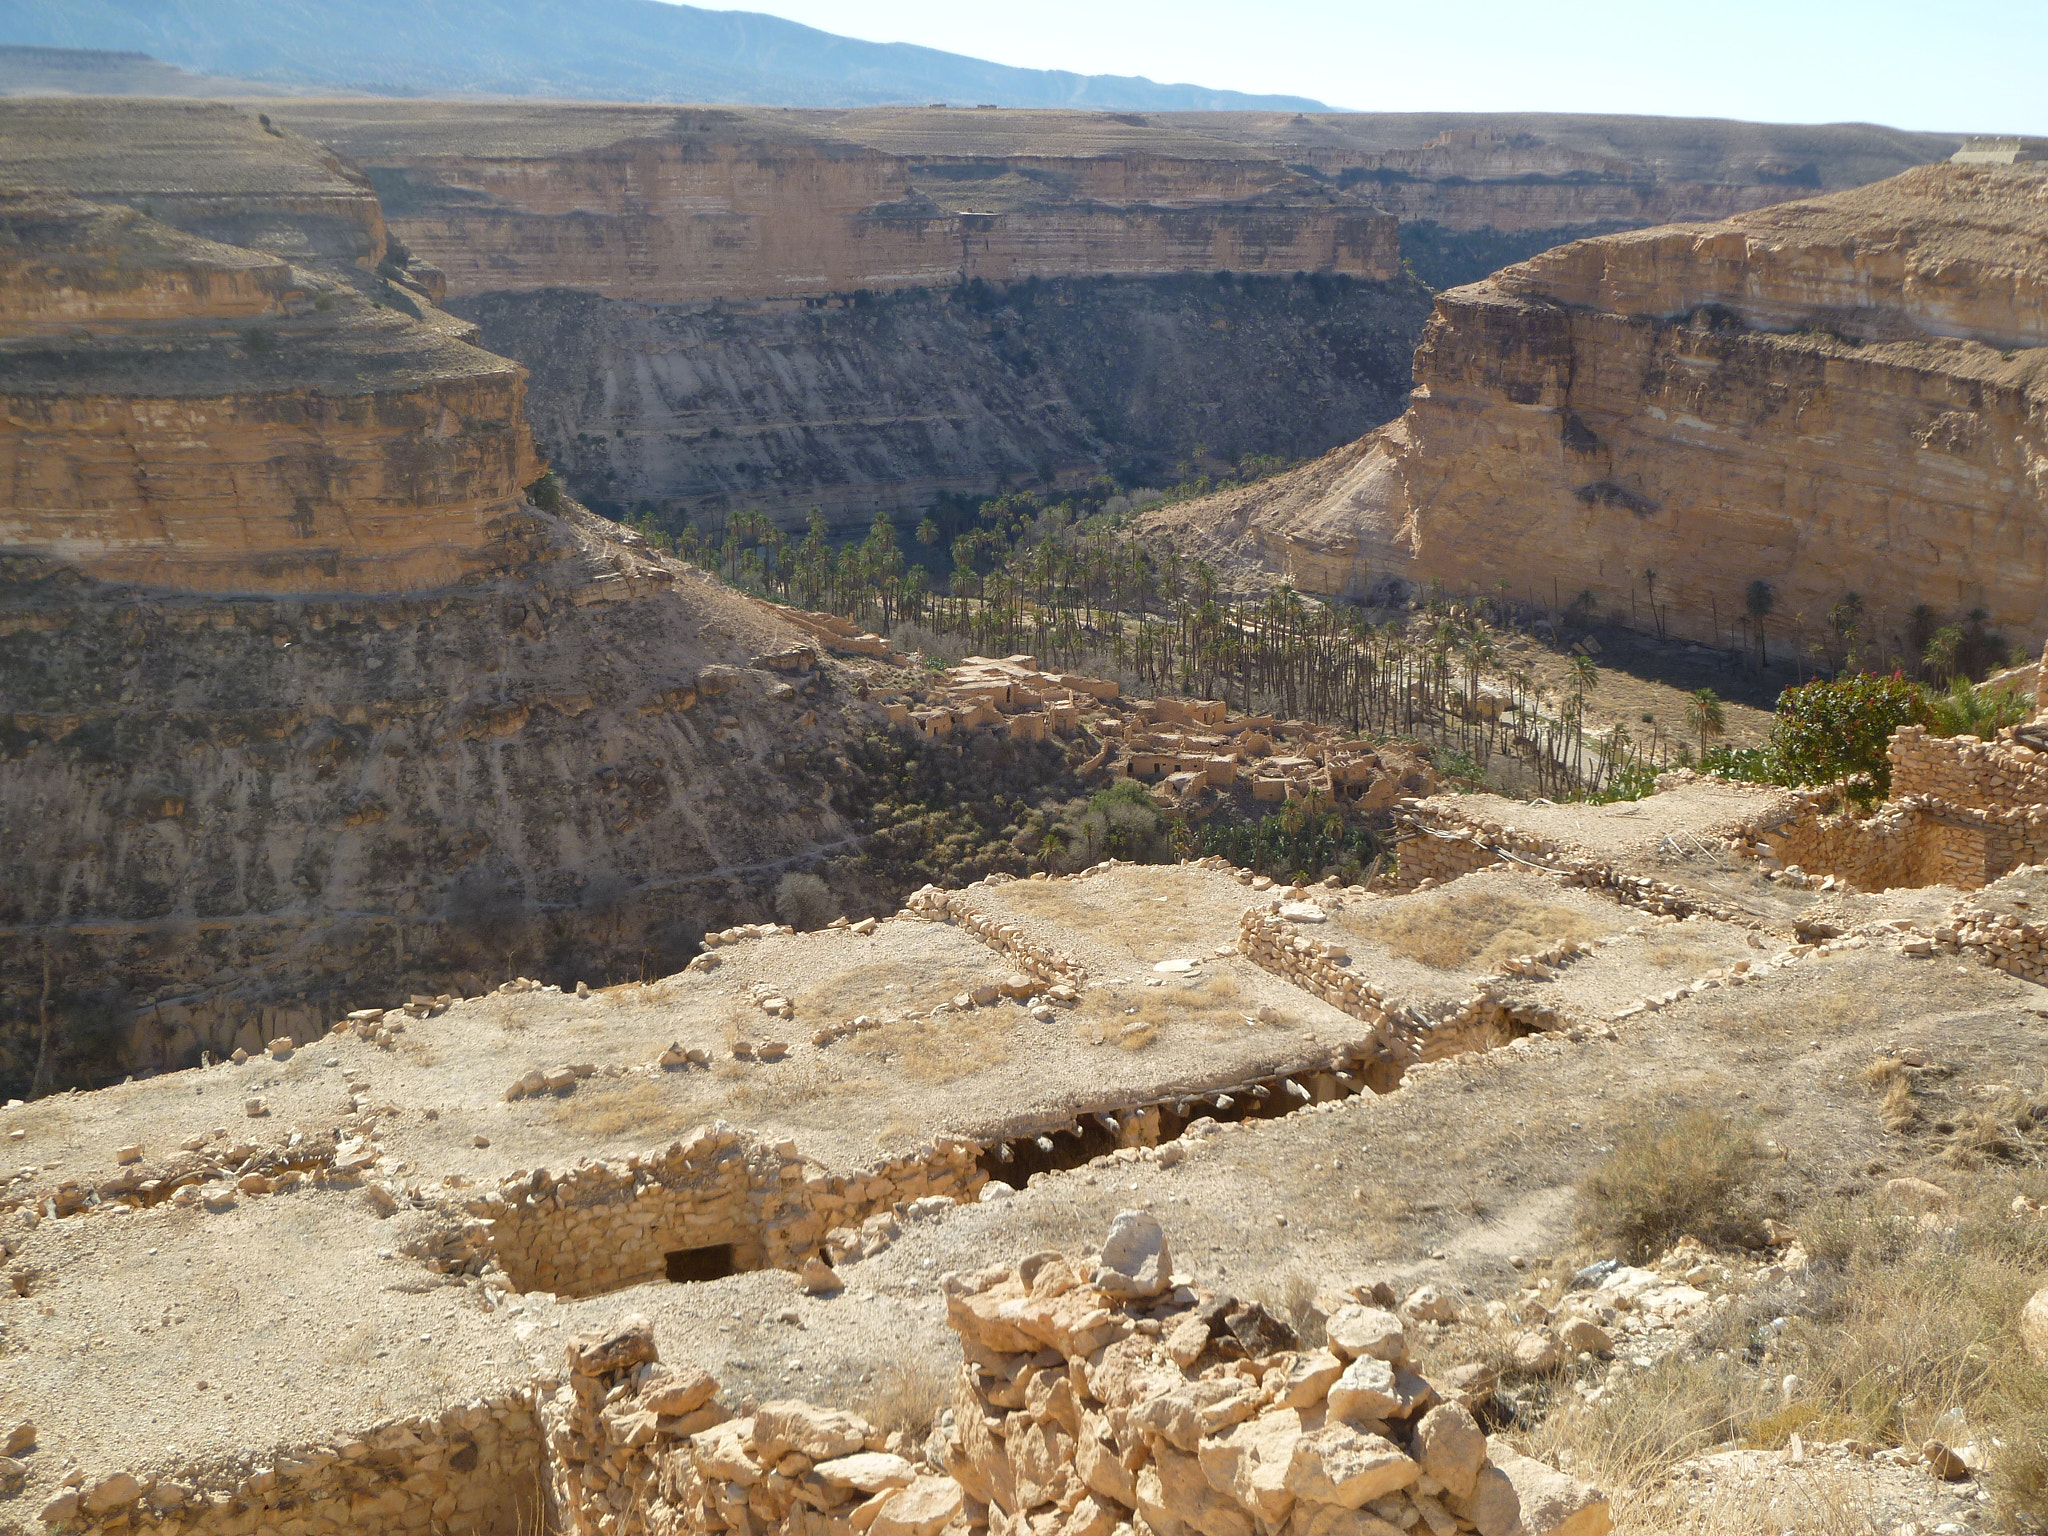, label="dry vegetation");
[1357,887,1614,973]
[1575,1109,1768,1259]
[1528,1117,2048,1531]
[845,1009,1018,1083]
[992,871,1242,963]
[550,1077,686,1142]
[853,1356,953,1440]
[791,957,998,1028]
